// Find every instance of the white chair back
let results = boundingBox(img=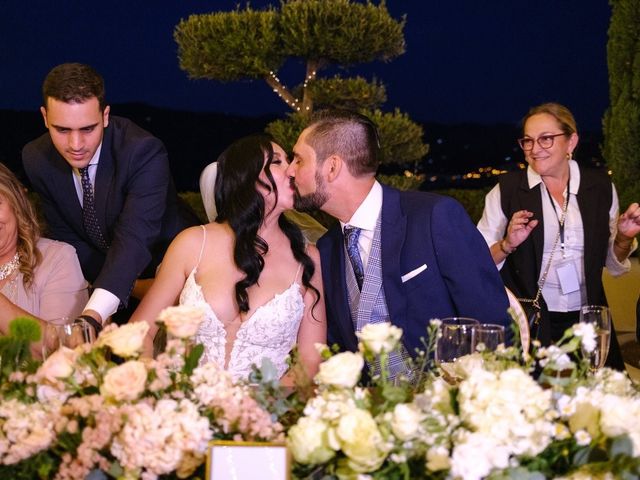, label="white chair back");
[505,287,530,356]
